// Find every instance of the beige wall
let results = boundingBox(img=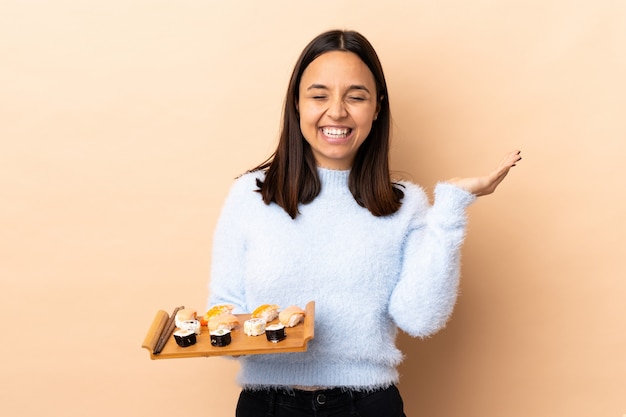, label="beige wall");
[1,1,624,416]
